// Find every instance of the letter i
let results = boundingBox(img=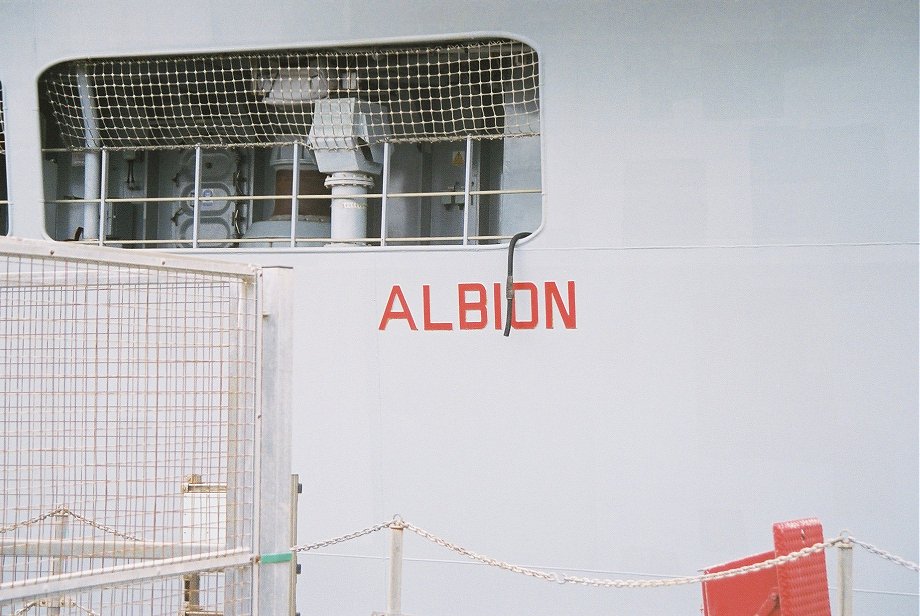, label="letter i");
[493,282,503,330]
